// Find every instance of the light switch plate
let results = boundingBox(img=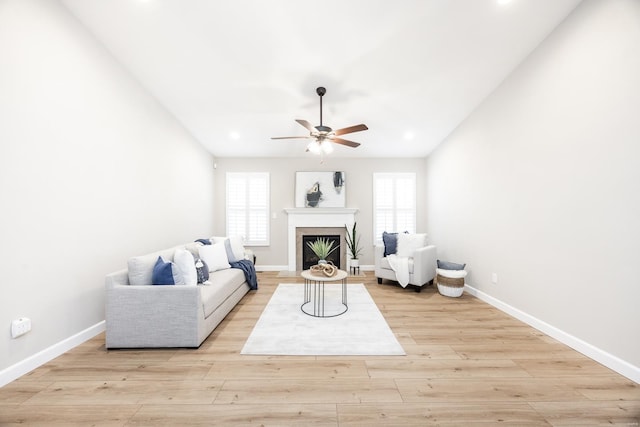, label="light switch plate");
[11,318,31,338]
